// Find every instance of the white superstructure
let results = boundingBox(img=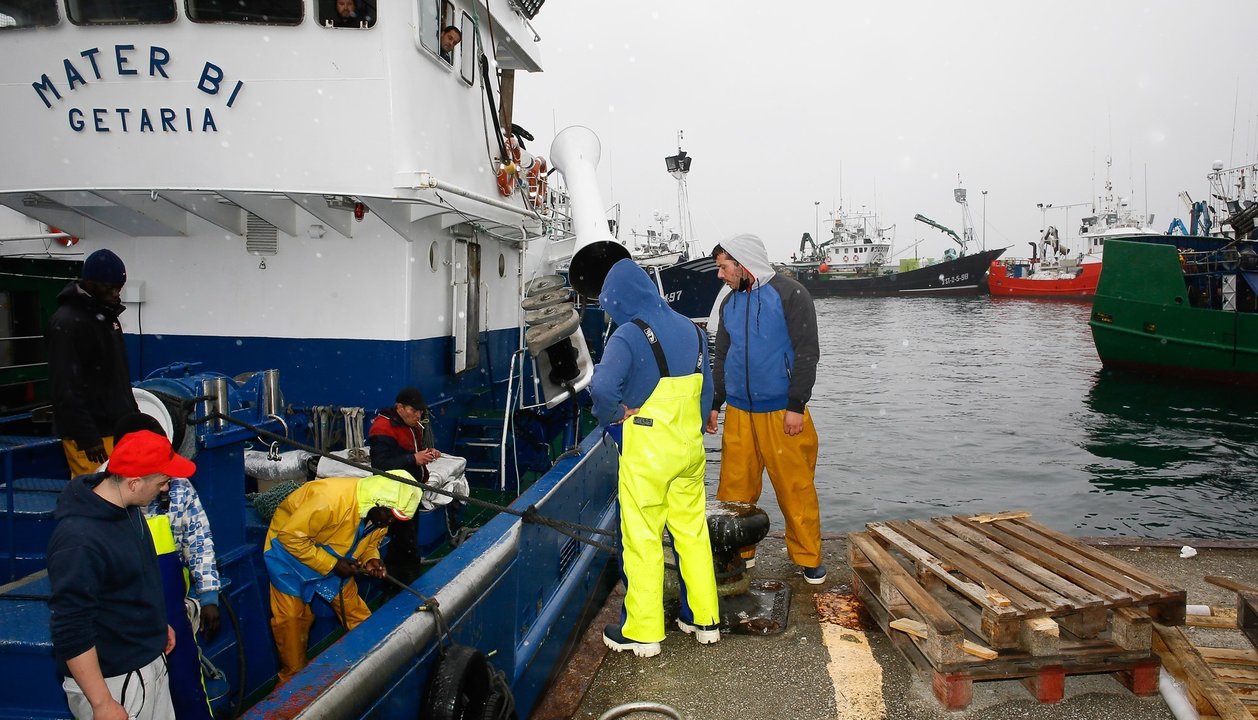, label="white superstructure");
[0,1,562,386]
